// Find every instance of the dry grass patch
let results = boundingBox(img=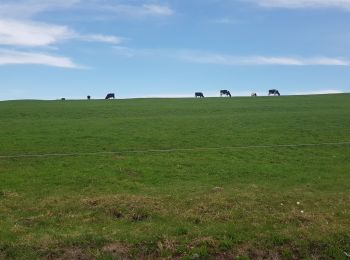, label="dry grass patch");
[82,194,164,222]
[49,247,92,260]
[0,190,19,198]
